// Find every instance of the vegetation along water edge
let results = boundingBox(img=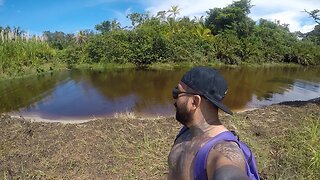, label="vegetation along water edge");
[1,0,320,80]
